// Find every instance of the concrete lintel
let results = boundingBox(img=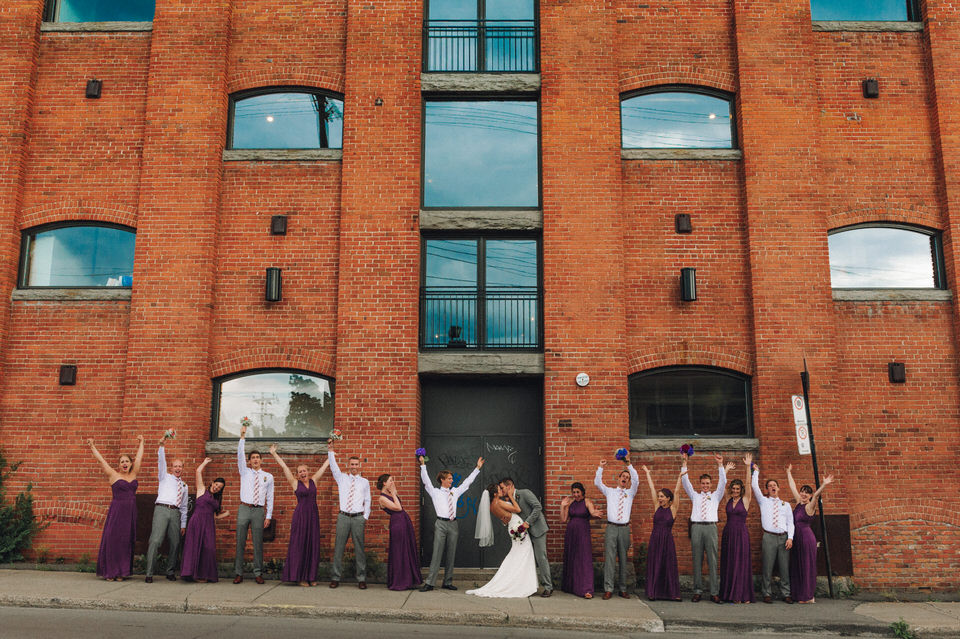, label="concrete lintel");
[832,288,952,302]
[621,148,743,161]
[222,149,343,162]
[205,441,328,455]
[420,209,542,231]
[421,73,540,93]
[41,21,153,32]
[631,437,759,452]
[12,288,132,302]
[812,21,923,32]
[419,351,544,375]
